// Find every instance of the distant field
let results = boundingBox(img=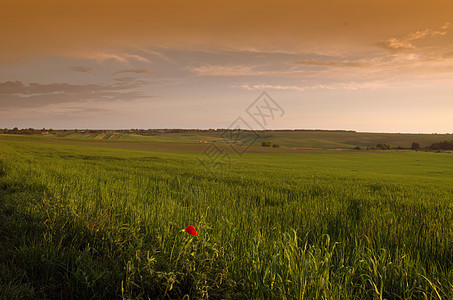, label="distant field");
[0,137,452,299]
[1,130,452,152]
